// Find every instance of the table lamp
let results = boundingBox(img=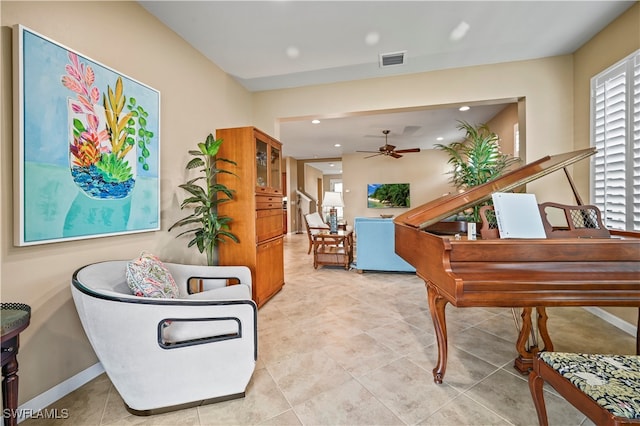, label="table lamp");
[322,191,344,234]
